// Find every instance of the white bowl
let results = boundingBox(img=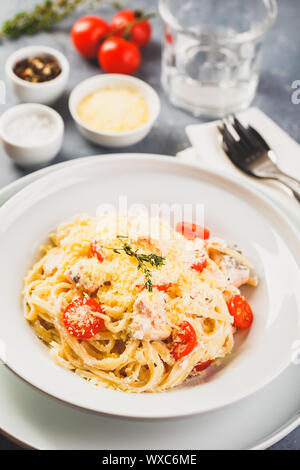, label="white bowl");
[5,46,70,105]
[69,74,160,148]
[0,103,64,168]
[0,154,299,419]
